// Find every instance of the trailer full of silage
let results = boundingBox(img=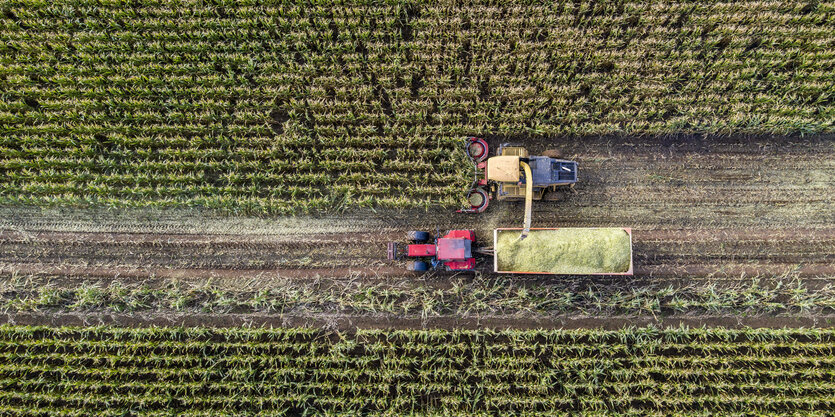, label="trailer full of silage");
[494,228,633,275]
